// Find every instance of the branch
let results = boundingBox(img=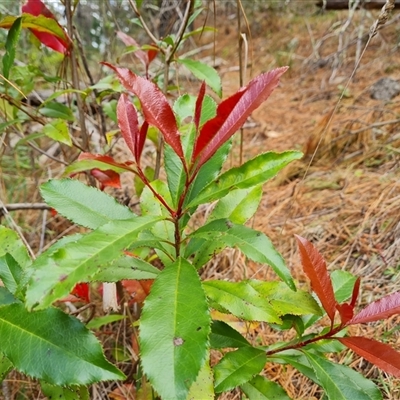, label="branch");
[0,203,52,214]
[128,0,160,45]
